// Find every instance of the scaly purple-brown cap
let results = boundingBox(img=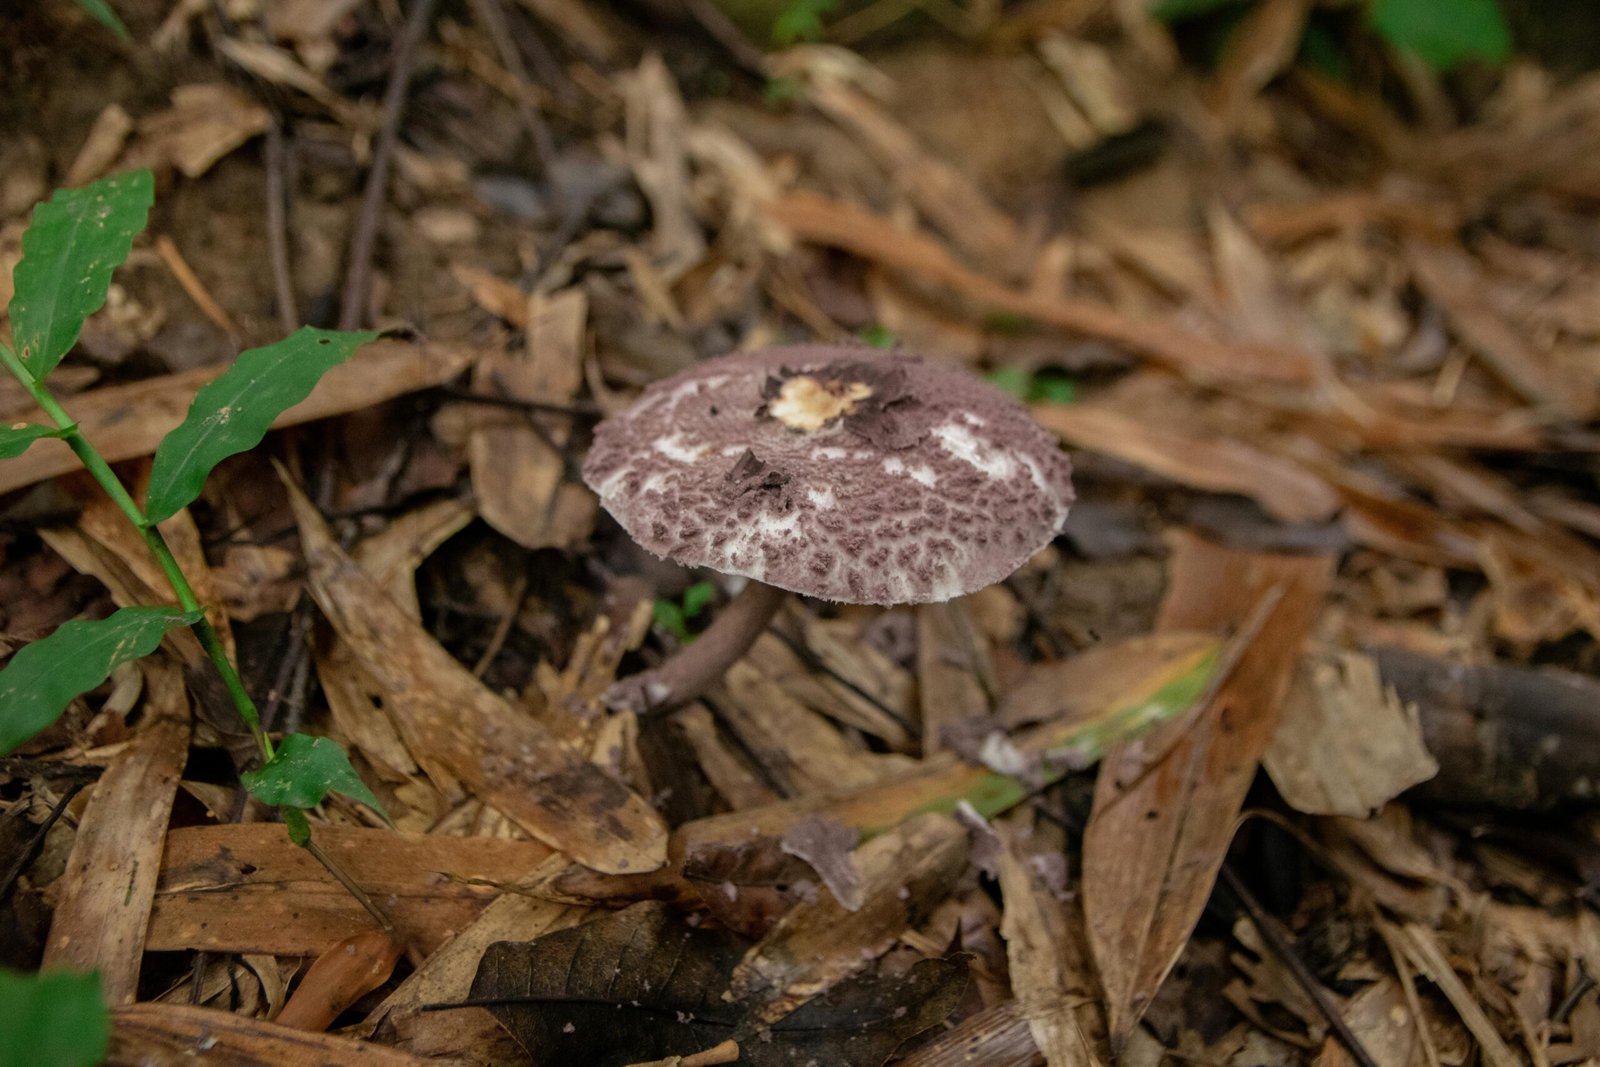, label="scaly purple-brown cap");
[582,345,1074,605]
